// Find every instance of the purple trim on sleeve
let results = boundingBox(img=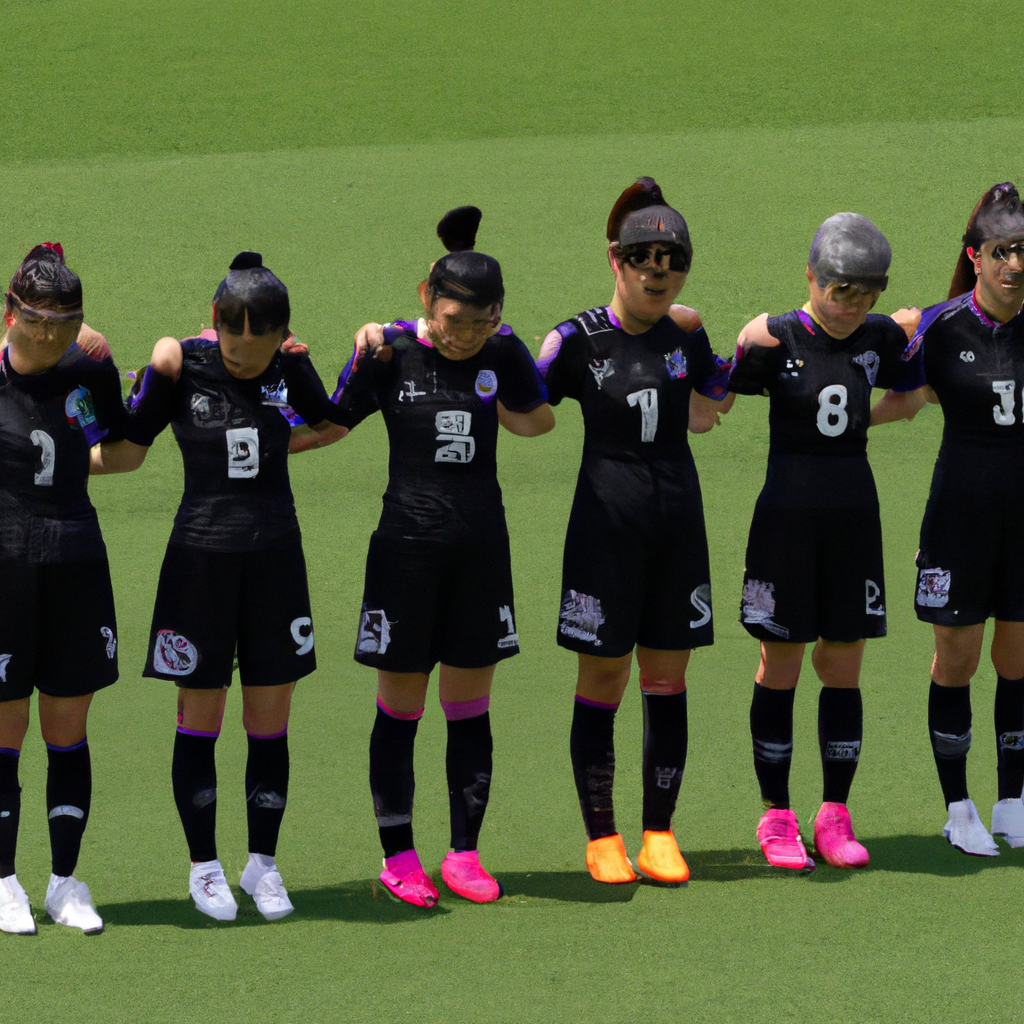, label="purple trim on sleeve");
[497,323,513,335]
[606,305,622,329]
[331,347,358,403]
[575,695,620,711]
[796,309,817,333]
[81,415,108,447]
[698,353,735,401]
[536,320,577,379]
[968,292,995,327]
